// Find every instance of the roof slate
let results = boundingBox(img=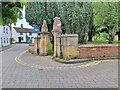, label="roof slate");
[14,27,34,33]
